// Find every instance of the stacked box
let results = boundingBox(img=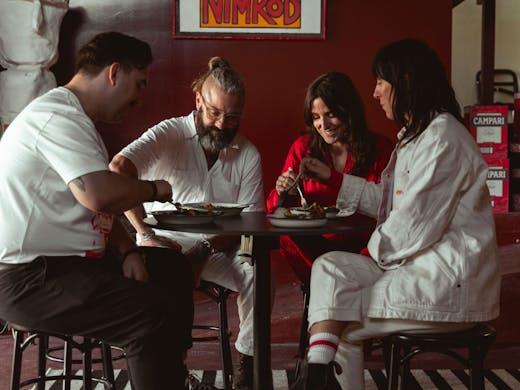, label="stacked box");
[469,105,509,157]
[484,156,510,213]
[469,105,509,212]
[511,94,520,211]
